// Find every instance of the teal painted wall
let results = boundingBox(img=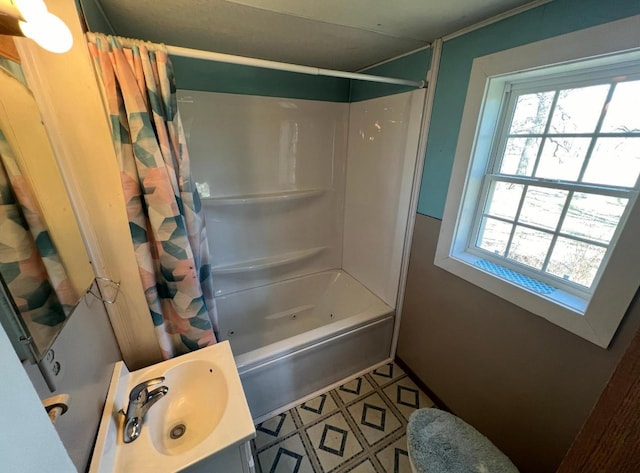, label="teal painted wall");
[78,0,350,102]
[77,0,434,102]
[349,48,431,102]
[417,0,640,219]
[170,56,350,102]
[77,0,115,35]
